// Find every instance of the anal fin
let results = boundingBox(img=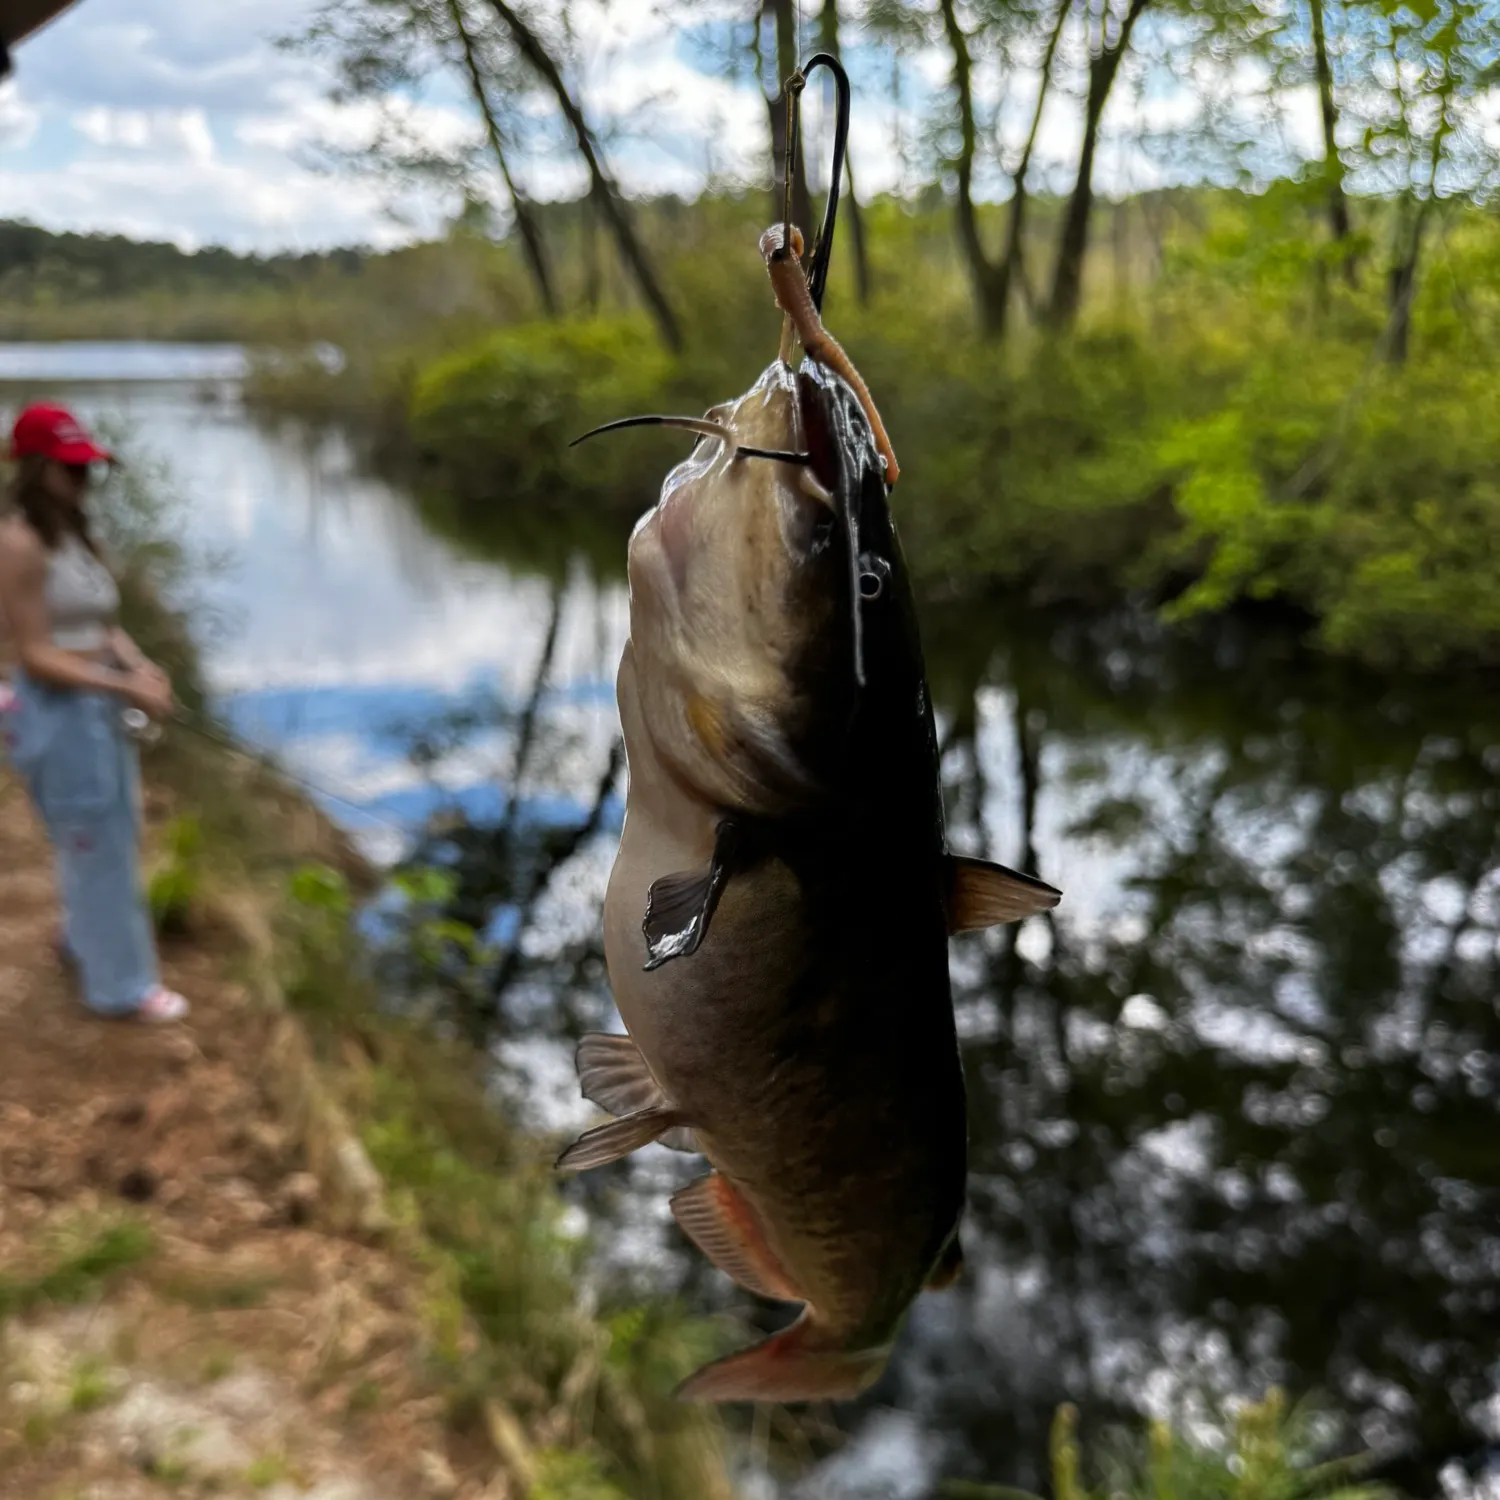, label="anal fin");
[555,1105,687,1173]
[643,819,740,971]
[574,1032,699,1155]
[945,854,1061,933]
[670,1174,802,1303]
[675,1311,891,1405]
